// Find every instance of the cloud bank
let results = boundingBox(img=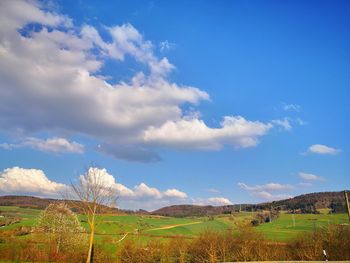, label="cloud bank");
[0,0,276,162]
[0,166,188,210]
